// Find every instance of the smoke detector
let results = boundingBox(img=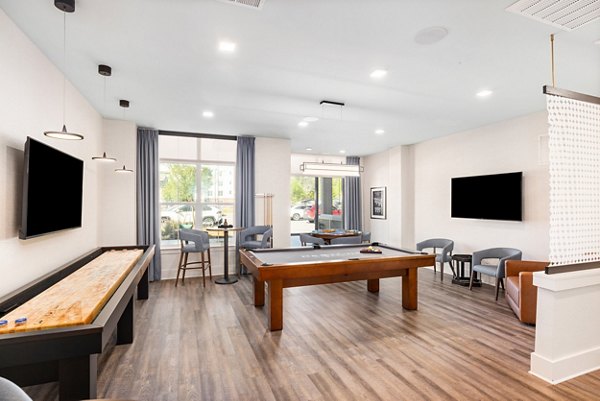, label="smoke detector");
[506,0,600,31]
[217,0,265,10]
